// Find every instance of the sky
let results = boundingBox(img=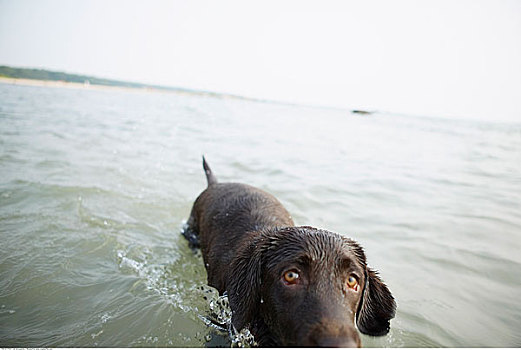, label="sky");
[1,0,520,122]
